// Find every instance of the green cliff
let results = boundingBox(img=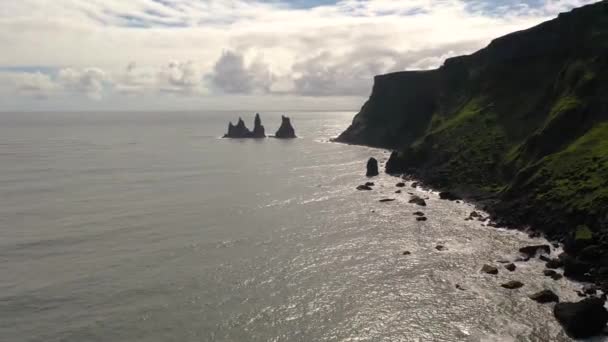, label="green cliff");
[337,1,608,241]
